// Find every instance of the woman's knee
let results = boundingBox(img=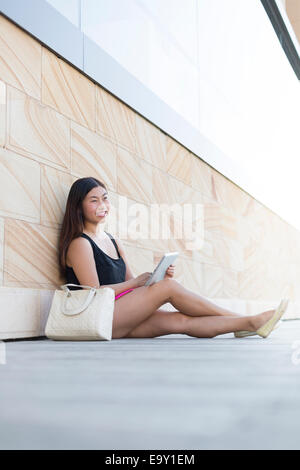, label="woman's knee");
[149,277,181,302]
[111,279,181,339]
[124,310,188,339]
[173,311,189,334]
